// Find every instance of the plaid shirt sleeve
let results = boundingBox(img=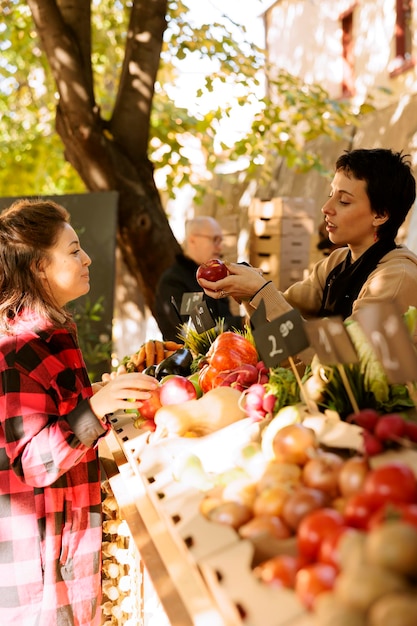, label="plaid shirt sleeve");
[0,326,109,488]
